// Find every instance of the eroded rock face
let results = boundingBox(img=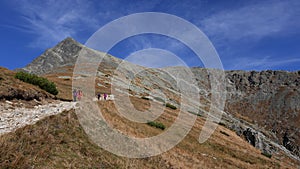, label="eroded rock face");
[222,70,300,158]
[283,132,300,157]
[243,128,256,147]
[220,113,273,155]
